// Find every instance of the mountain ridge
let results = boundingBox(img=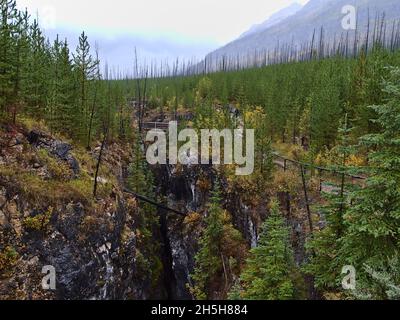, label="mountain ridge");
[239,2,303,39]
[205,0,400,63]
